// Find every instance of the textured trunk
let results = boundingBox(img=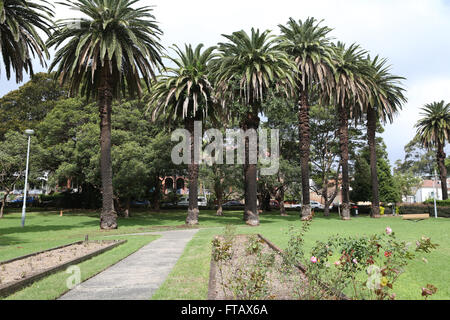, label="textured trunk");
[323,181,330,217]
[437,142,448,200]
[367,107,380,218]
[0,192,8,218]
[98,63,118,230]
[152,176,161,211]
[277,188,287,216]
[186,118,199,225]
[338,104,351,220]
[215,183,223,216]
[243,105,260,226]
[298,88,311,220]
[124,197,131,218]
